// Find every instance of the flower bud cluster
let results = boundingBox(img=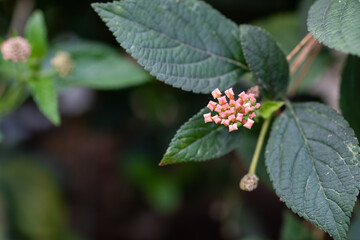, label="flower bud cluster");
[203,88,260,132]
[1,37,31,62]
[240,173,259,191]
[51,51,73,77]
